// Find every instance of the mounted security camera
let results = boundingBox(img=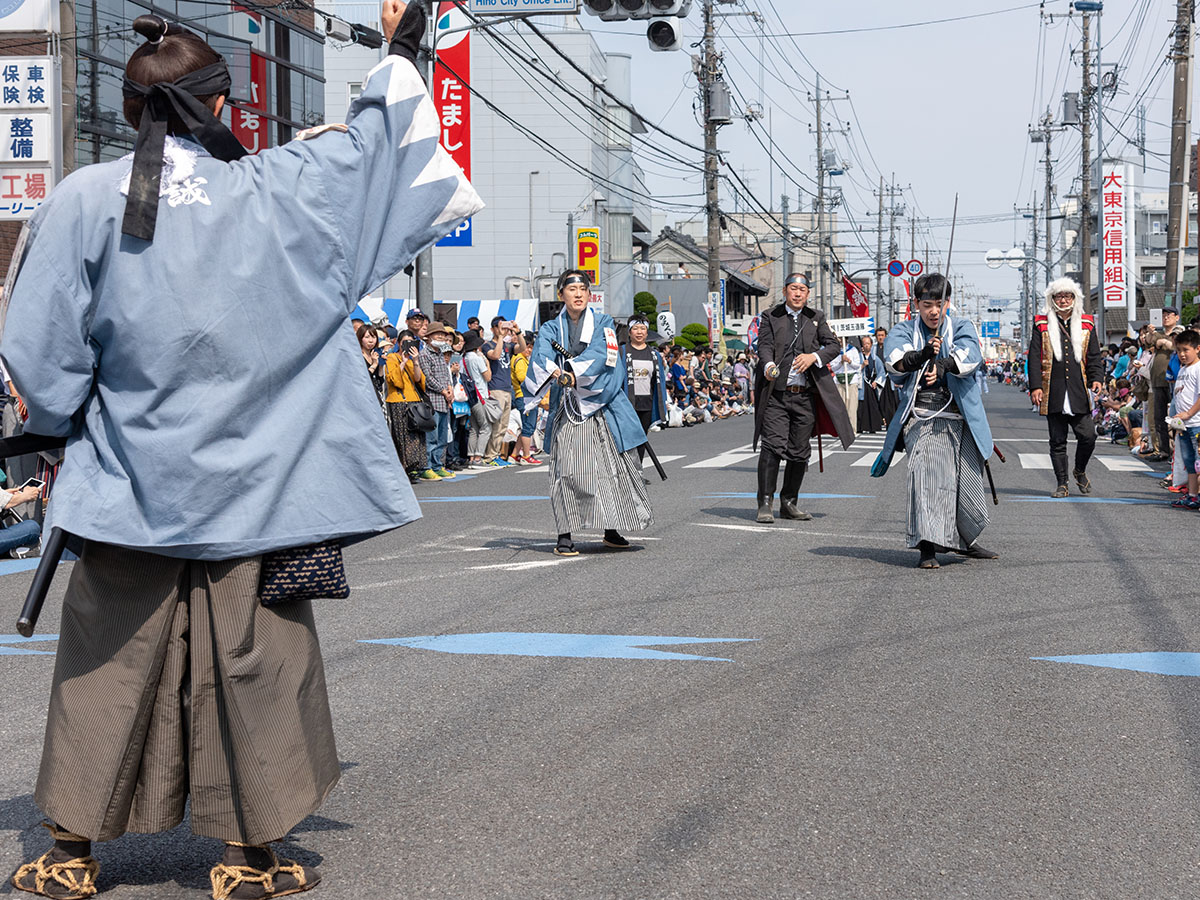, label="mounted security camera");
[322,15,353,42]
